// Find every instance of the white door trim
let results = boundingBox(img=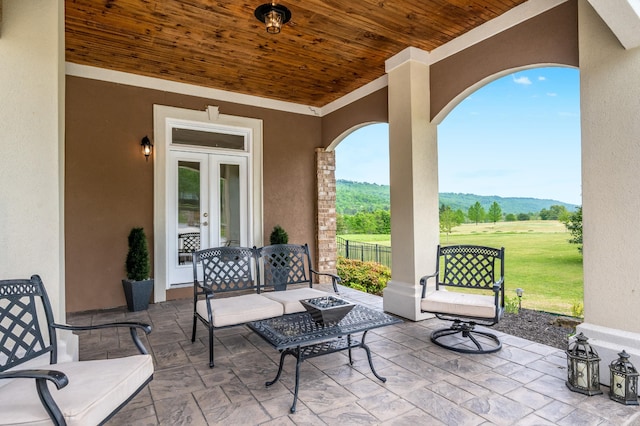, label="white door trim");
[153,105,263,302]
